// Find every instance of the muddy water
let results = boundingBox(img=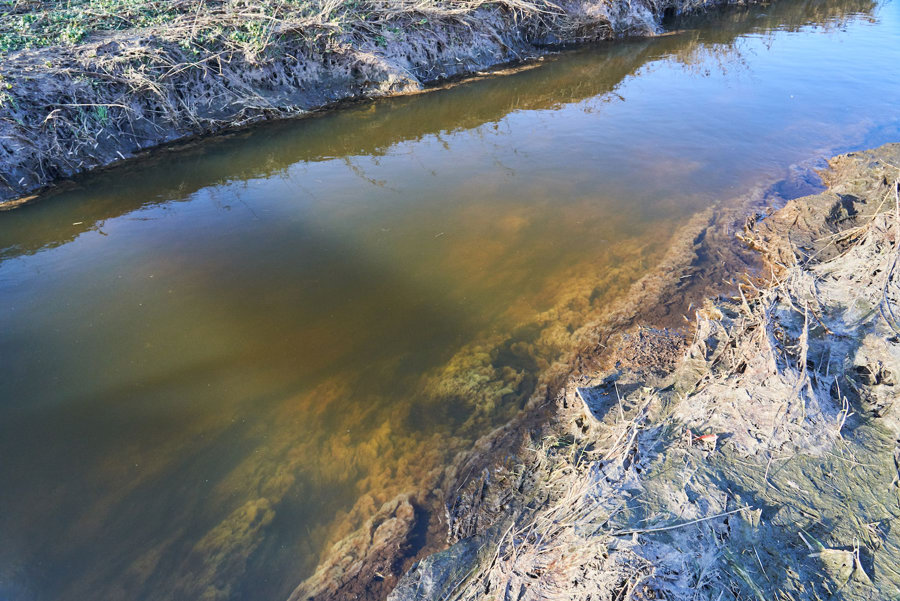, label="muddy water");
[1,1,899,599]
